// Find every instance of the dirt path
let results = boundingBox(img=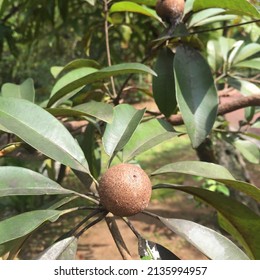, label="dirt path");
[76,193,215,260]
